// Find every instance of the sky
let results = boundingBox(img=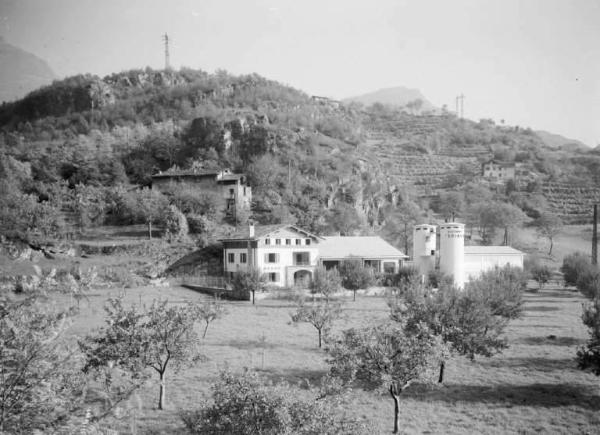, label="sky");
[1,0,598,146]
